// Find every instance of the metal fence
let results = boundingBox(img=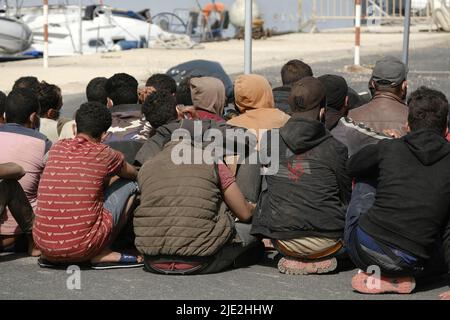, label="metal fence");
[309,0,450,26]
